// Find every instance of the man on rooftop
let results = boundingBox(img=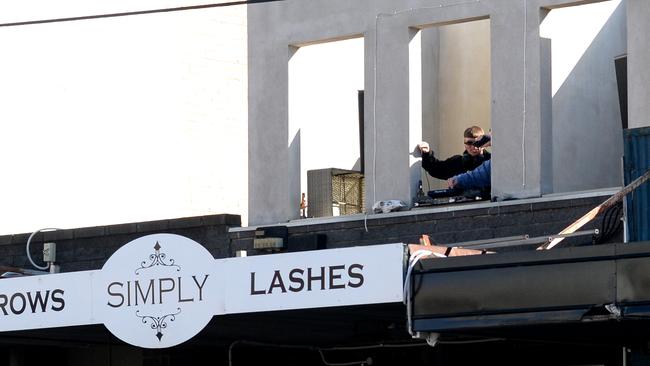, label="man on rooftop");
[416,125,491,181]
